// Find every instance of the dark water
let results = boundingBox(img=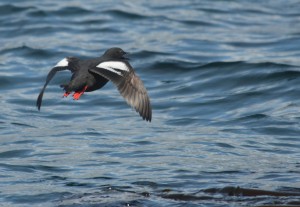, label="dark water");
[1,0,300,206]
